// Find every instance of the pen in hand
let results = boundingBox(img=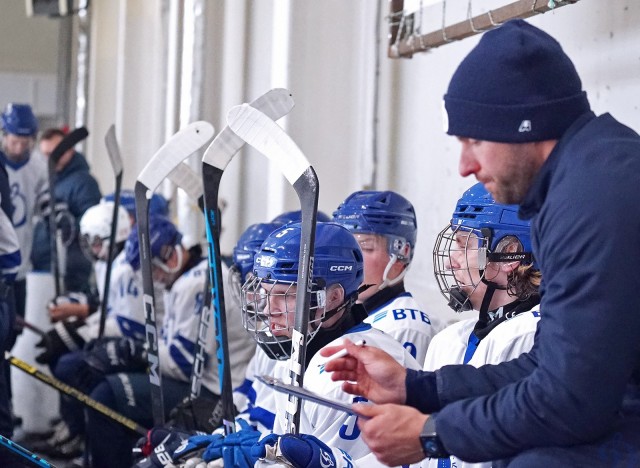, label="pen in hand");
[319,339,366,366]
